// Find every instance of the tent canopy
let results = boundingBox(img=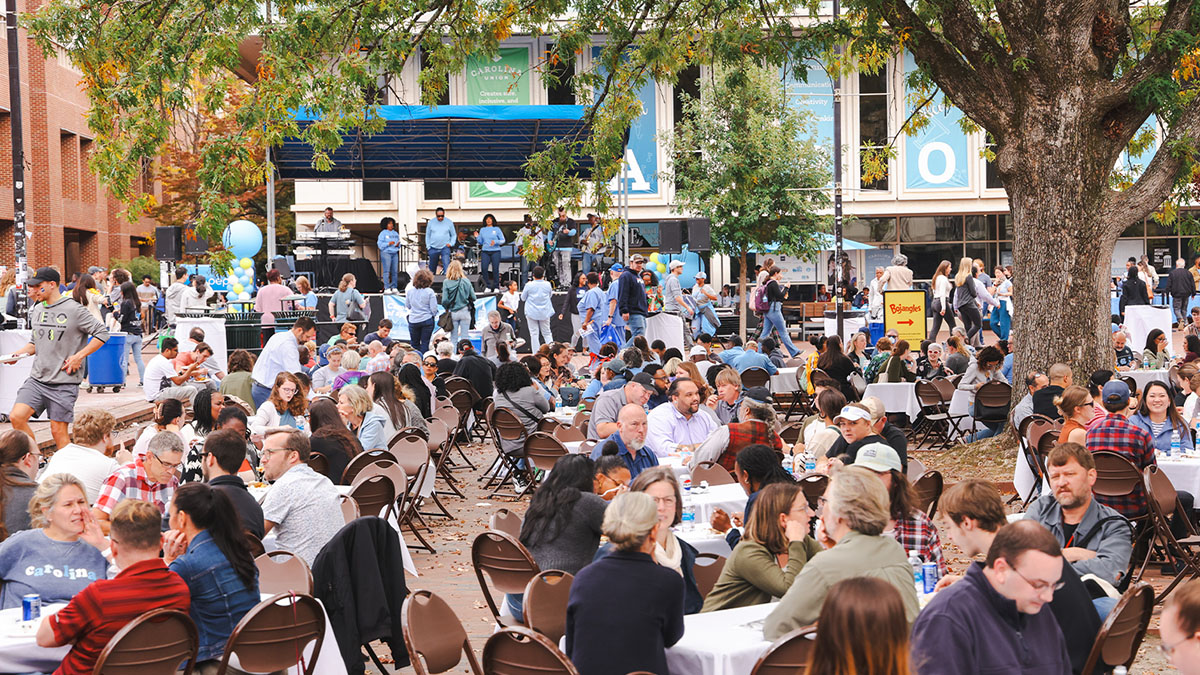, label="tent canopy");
[277,105,599,181]
[762,233,875,253]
